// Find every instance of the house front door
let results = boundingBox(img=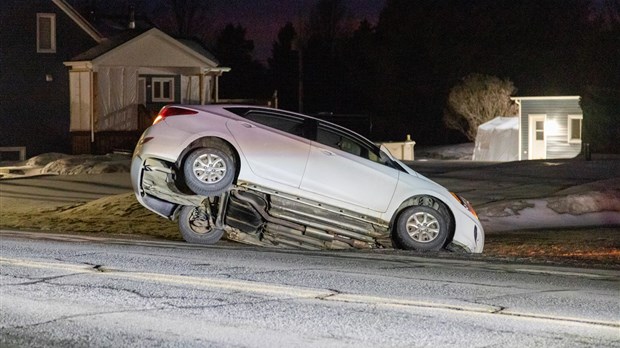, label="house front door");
[138,77,146,105]
[528,114,546,159]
